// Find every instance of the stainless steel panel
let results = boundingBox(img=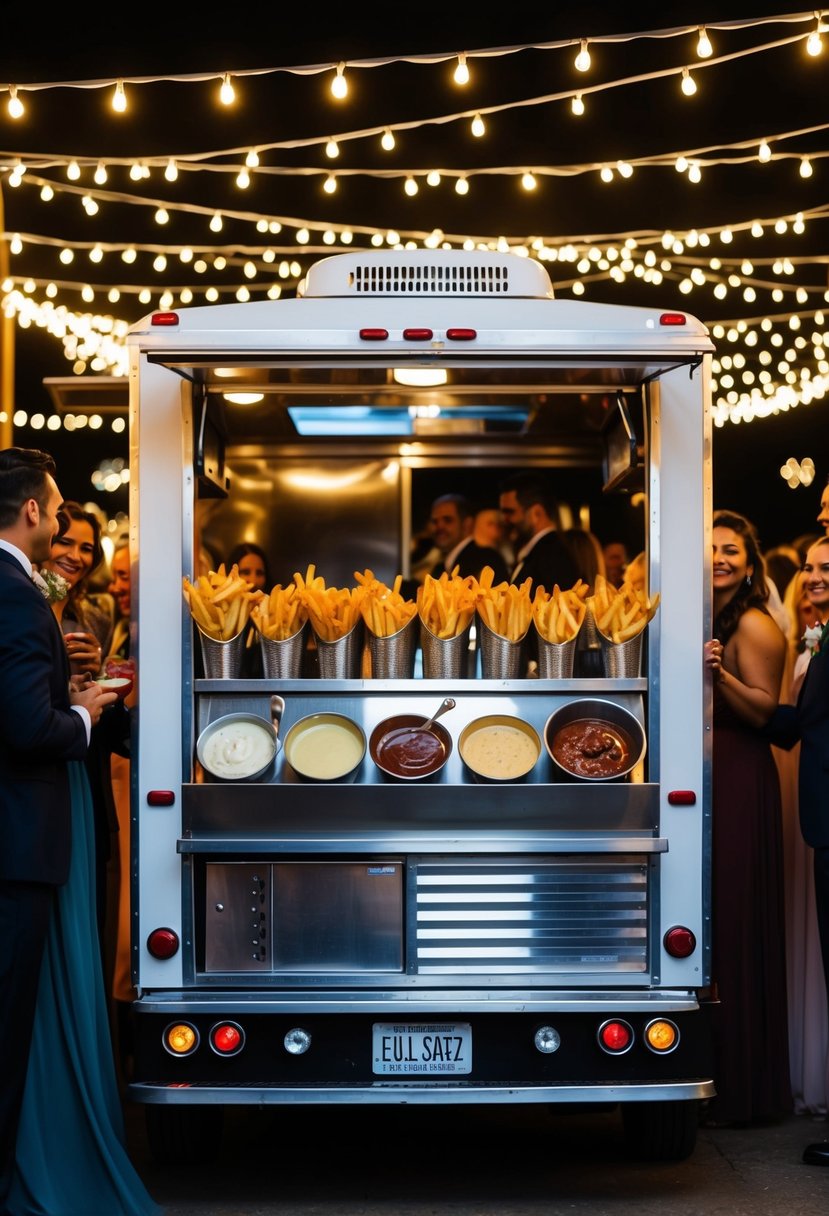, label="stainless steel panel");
[411,858,648,975]
[272,862,403,972]
[204,863,271,972]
